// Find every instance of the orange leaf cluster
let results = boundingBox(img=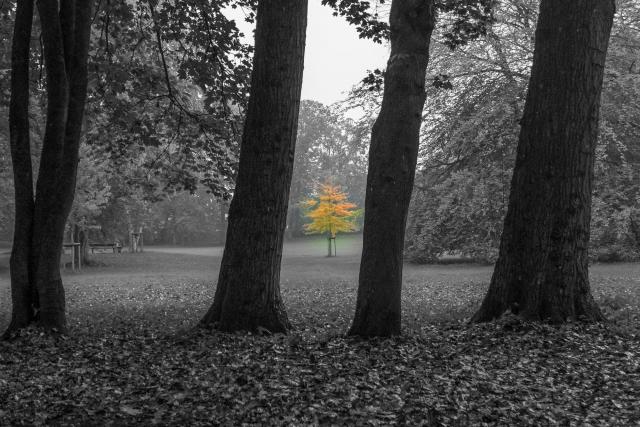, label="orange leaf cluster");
[302,184,360,238]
